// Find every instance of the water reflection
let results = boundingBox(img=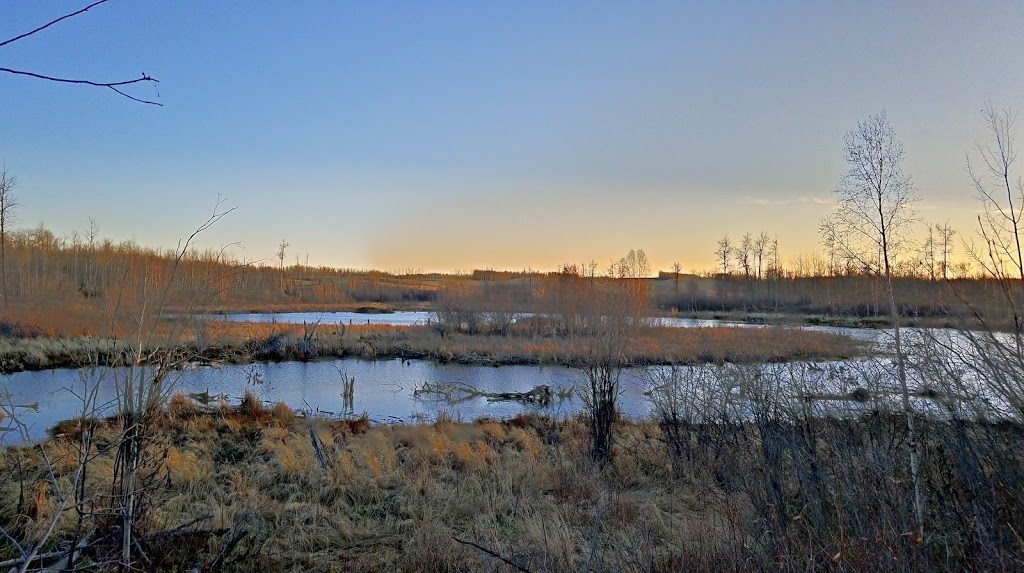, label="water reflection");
[2,327,997,445]
[212,311,433,326]
[3,359,642,442]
